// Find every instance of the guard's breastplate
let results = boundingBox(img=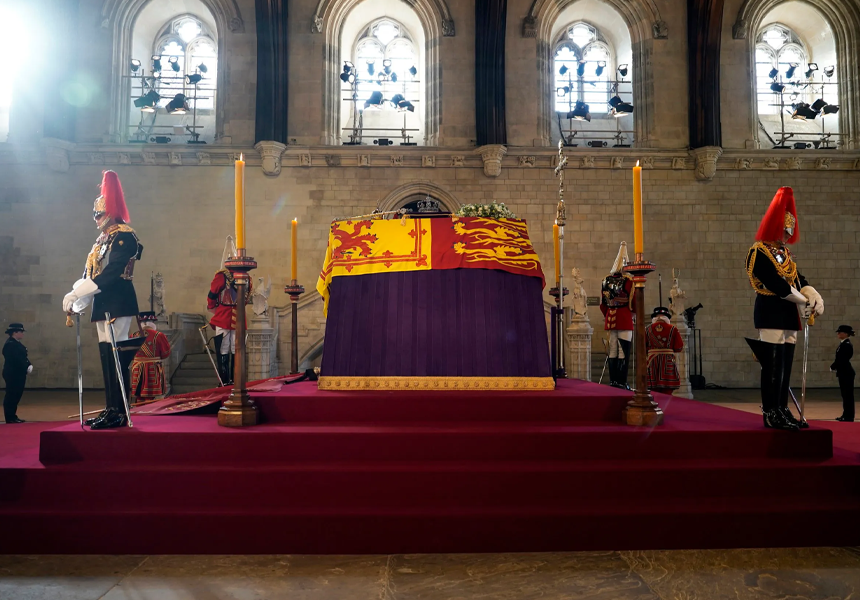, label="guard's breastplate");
[218,284,238,307]
[85,224,141,281]
[601,274,630,308]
